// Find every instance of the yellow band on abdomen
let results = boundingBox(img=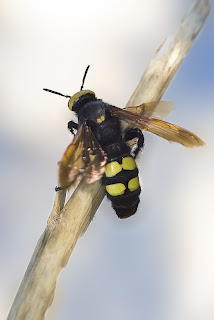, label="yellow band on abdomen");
[105,157,136,178]
[128,177,139,192]
[105,161,122,177]
[106,183,126,196]
[122,157,136,170]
